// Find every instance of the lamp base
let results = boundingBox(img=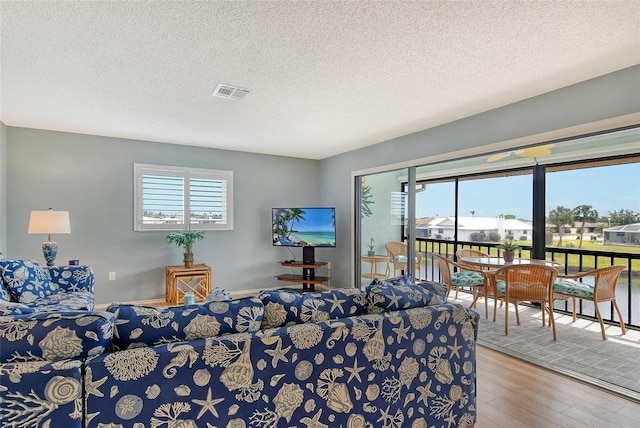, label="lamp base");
[42,240,58,267]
